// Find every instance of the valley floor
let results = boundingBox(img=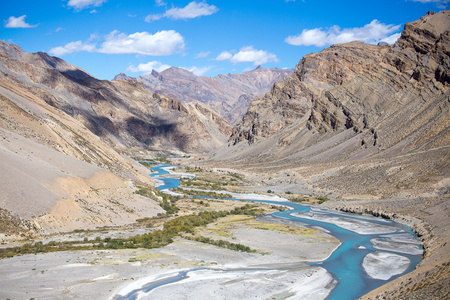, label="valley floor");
[0,206,339,299]
[0,160,448,299]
